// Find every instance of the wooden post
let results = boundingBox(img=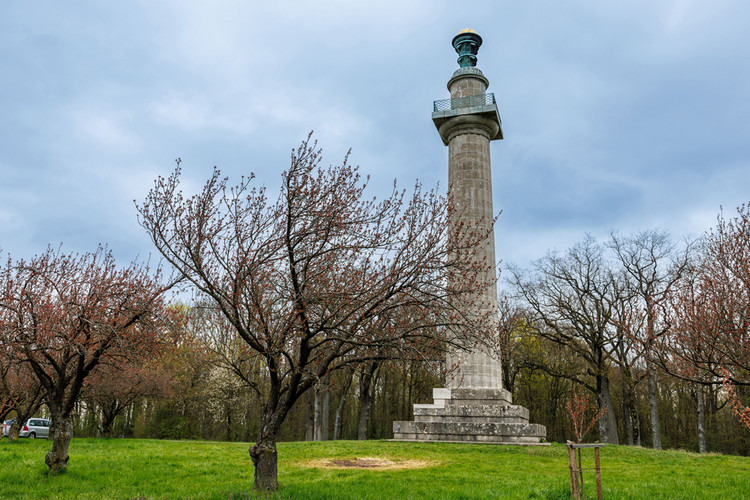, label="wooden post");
[566,441,580,499]
[566,442,605,500]
[594,445,602,500]
[577,447,585,500]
